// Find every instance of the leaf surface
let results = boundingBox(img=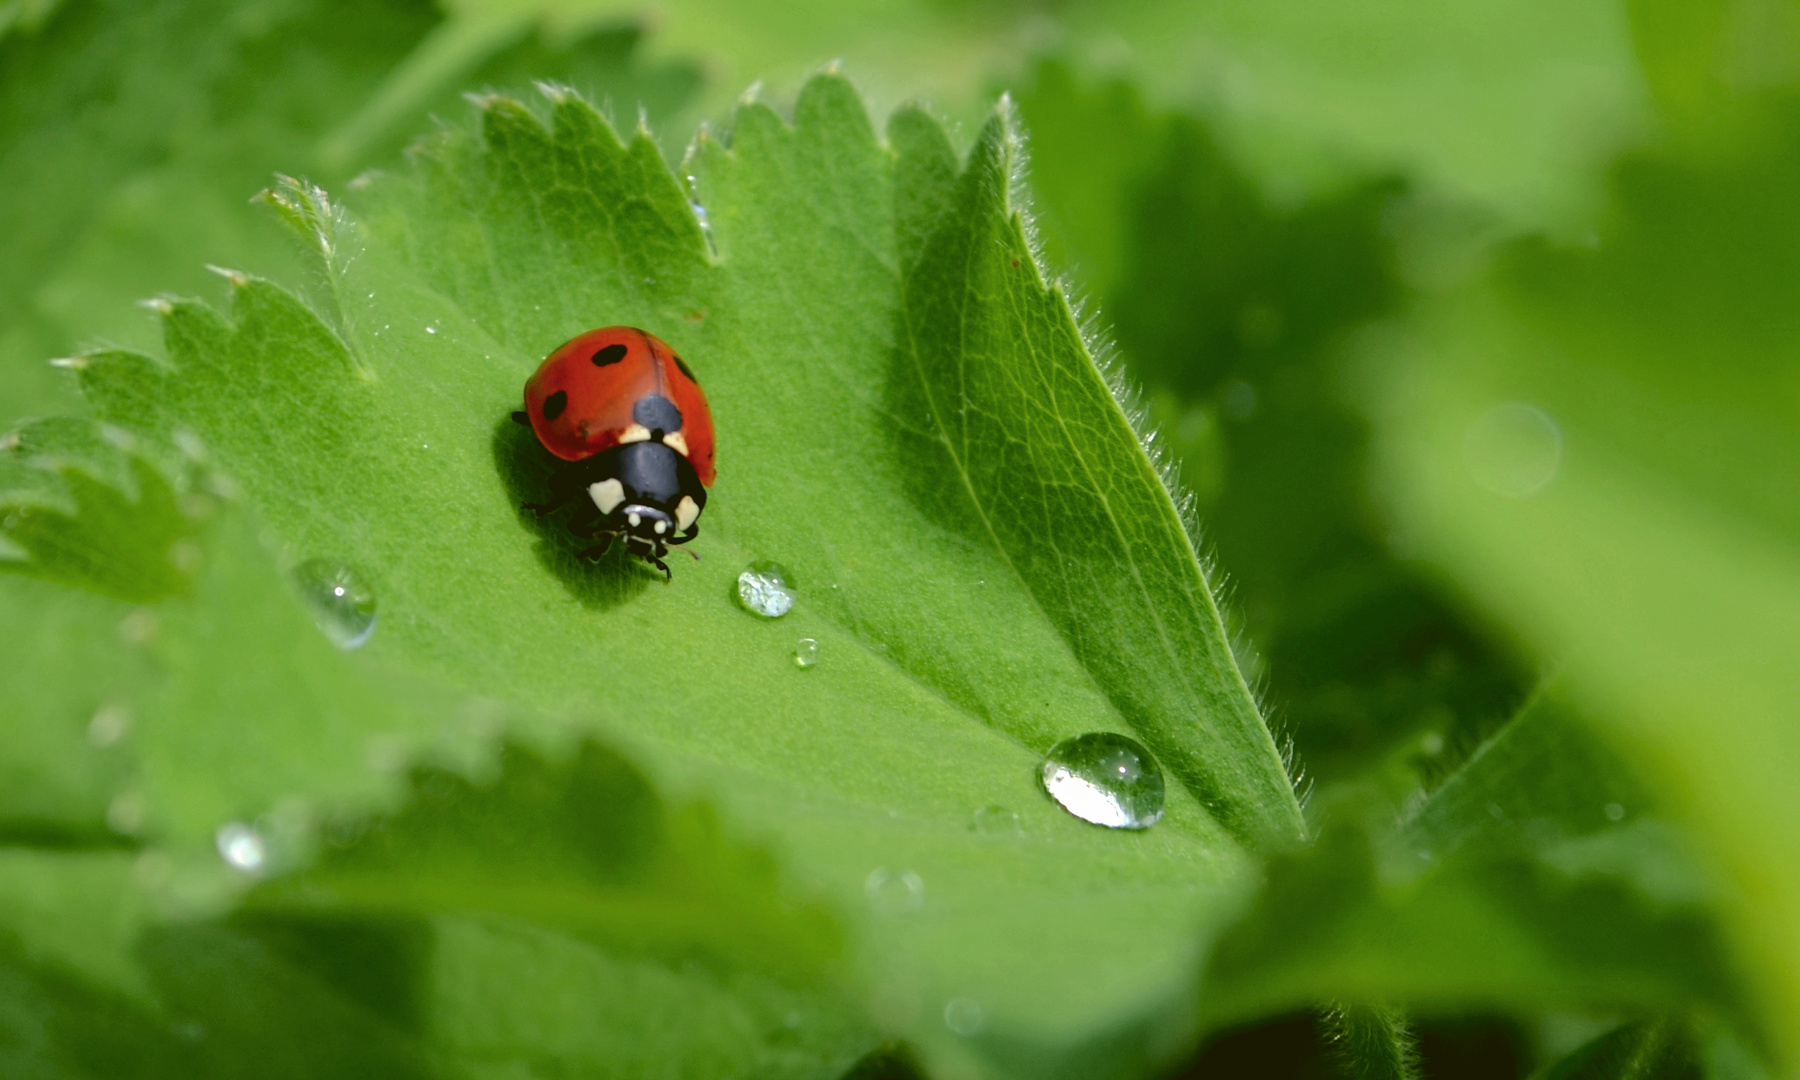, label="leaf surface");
[64,74,1297,1073]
